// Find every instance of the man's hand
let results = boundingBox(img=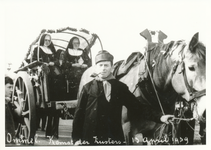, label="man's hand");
[160,115,174,124]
